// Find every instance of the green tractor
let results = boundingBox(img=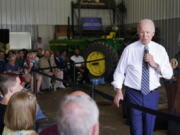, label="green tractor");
[49,37,125,81]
